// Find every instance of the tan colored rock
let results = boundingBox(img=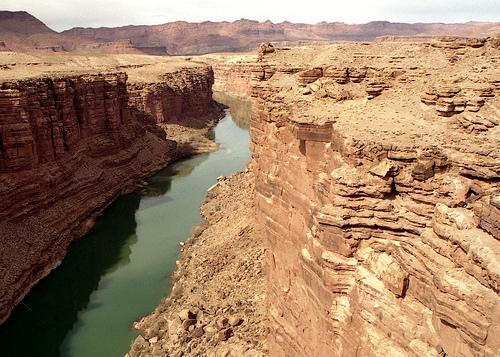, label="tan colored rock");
[297,68,323,86]
[216,317,229,330]
[218,328,233,342]
[191,326,205,338]
[369,159,399,177]
[251,41,499,357]
[323,66,348,84]
[178,308,196,322]
[228,316,243,327]
[0,58,223,325]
